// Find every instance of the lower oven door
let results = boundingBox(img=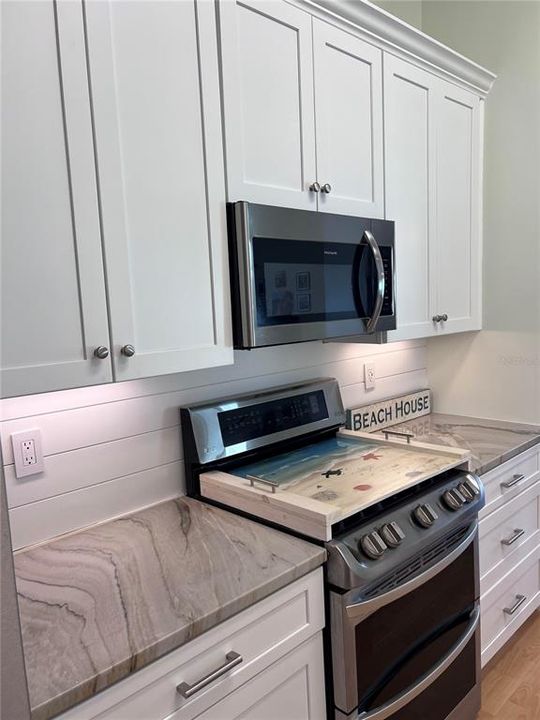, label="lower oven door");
[331,522,480,720]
